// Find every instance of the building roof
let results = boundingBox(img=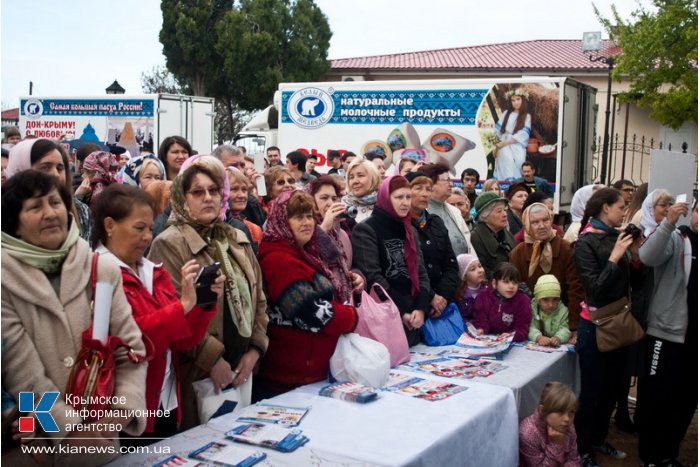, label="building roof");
[330,39,620,73]
[1,108,19,120]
